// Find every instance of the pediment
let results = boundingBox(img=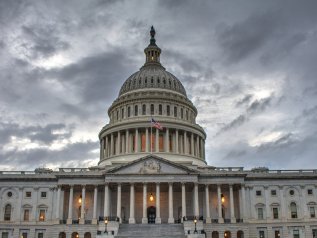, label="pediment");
[106,155,197,175]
